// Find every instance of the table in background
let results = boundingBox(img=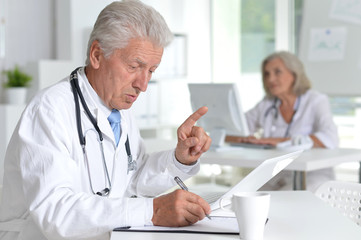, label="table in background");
[111,191,361,240]
[144,139,361,189]
[202,147,361,189]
